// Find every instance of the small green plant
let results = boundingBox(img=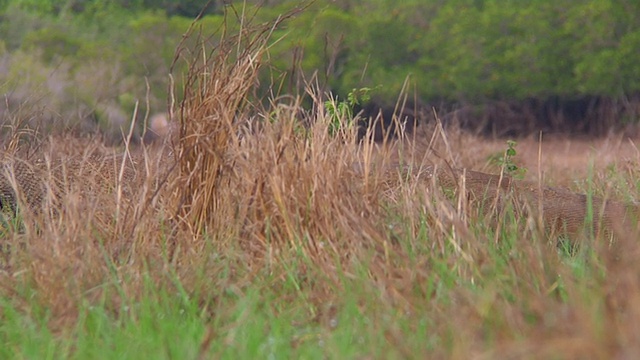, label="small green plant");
[325,87,374,137]
[490,140,526,179]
